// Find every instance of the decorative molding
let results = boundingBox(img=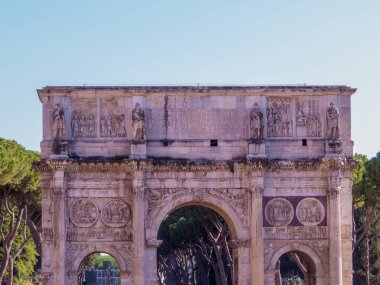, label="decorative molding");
[33,156,358,173]
[228,239,251,249]
[146,239,163,248]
